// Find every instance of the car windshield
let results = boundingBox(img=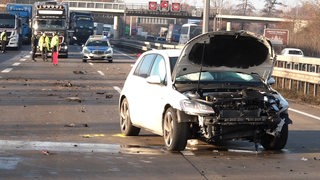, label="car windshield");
[288,50,302,55]
[86,40,109,47]
[175,71,261,84]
